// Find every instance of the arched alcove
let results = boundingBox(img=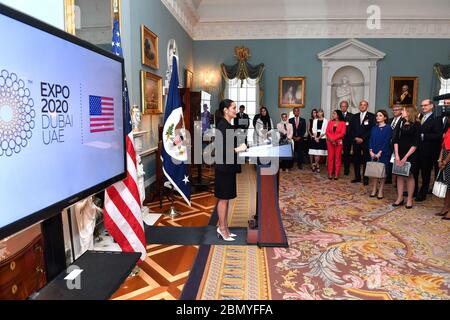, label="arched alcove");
[318,39,385,118]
